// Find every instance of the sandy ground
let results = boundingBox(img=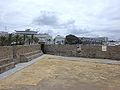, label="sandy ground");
[0,55,120,90]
